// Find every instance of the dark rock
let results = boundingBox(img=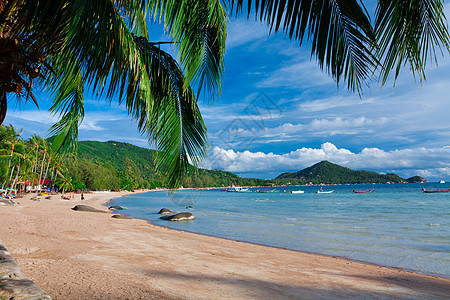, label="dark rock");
[157,208,174,214]
[0,199,19,206]
[71,205,107,213]
[109,205,124,210]
[0,241,51,299]
[111,214,132,219]
[160,212,195,221]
